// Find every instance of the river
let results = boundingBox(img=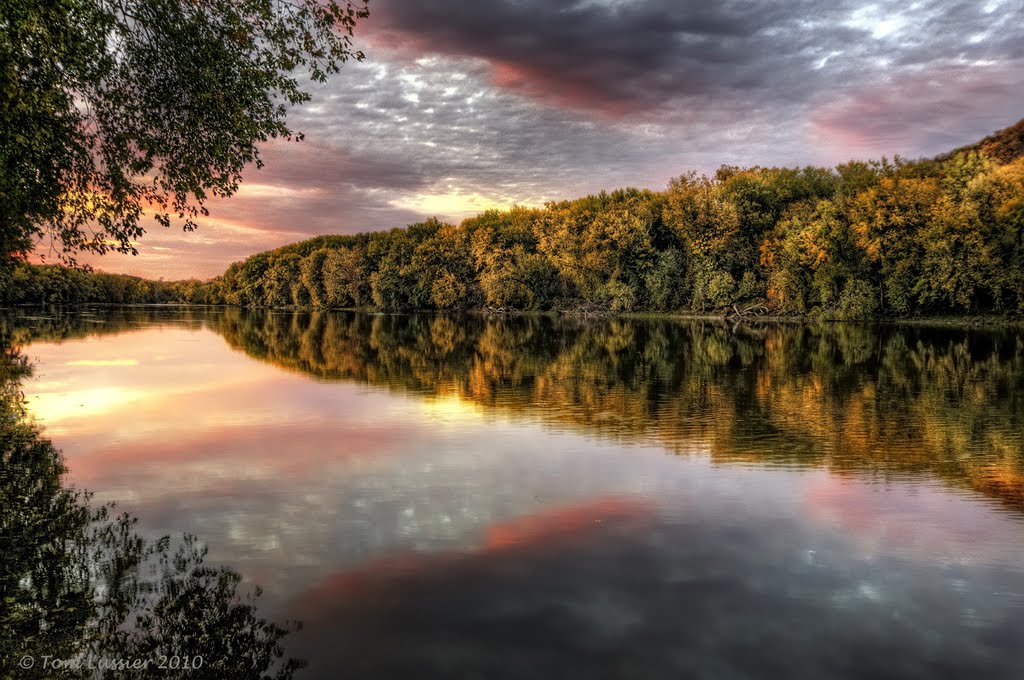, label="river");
[7,308,1024,679]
